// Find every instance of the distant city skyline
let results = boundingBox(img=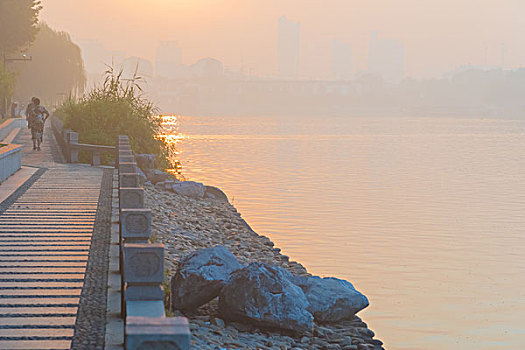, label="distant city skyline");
[332,39,352,80]
[156,41,182,79]
[41,0,525,80]
[278,16,300,78]
[368,31,404,83]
